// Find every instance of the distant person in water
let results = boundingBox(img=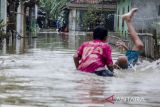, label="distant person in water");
[73,26,114,77]
[114,8,144,69]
